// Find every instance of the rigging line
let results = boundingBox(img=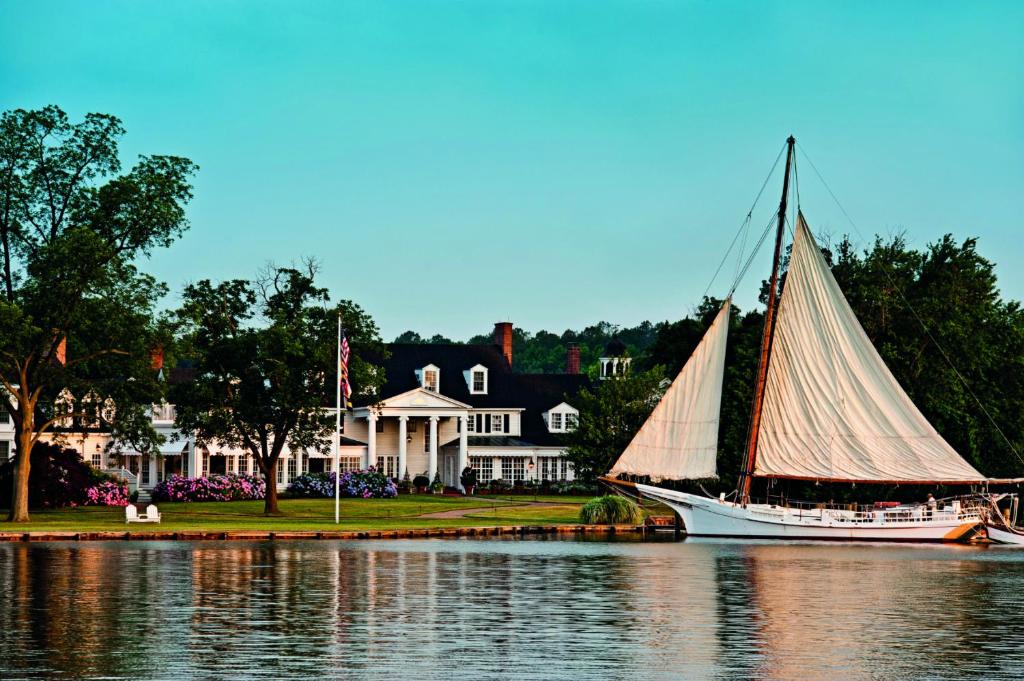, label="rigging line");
[796,141,1024,466]
[699,142,787,302]
[729,214,778,298]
